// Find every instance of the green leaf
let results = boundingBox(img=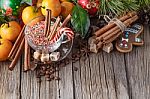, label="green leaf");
[21,0,32,5]
[71,4,90,39]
